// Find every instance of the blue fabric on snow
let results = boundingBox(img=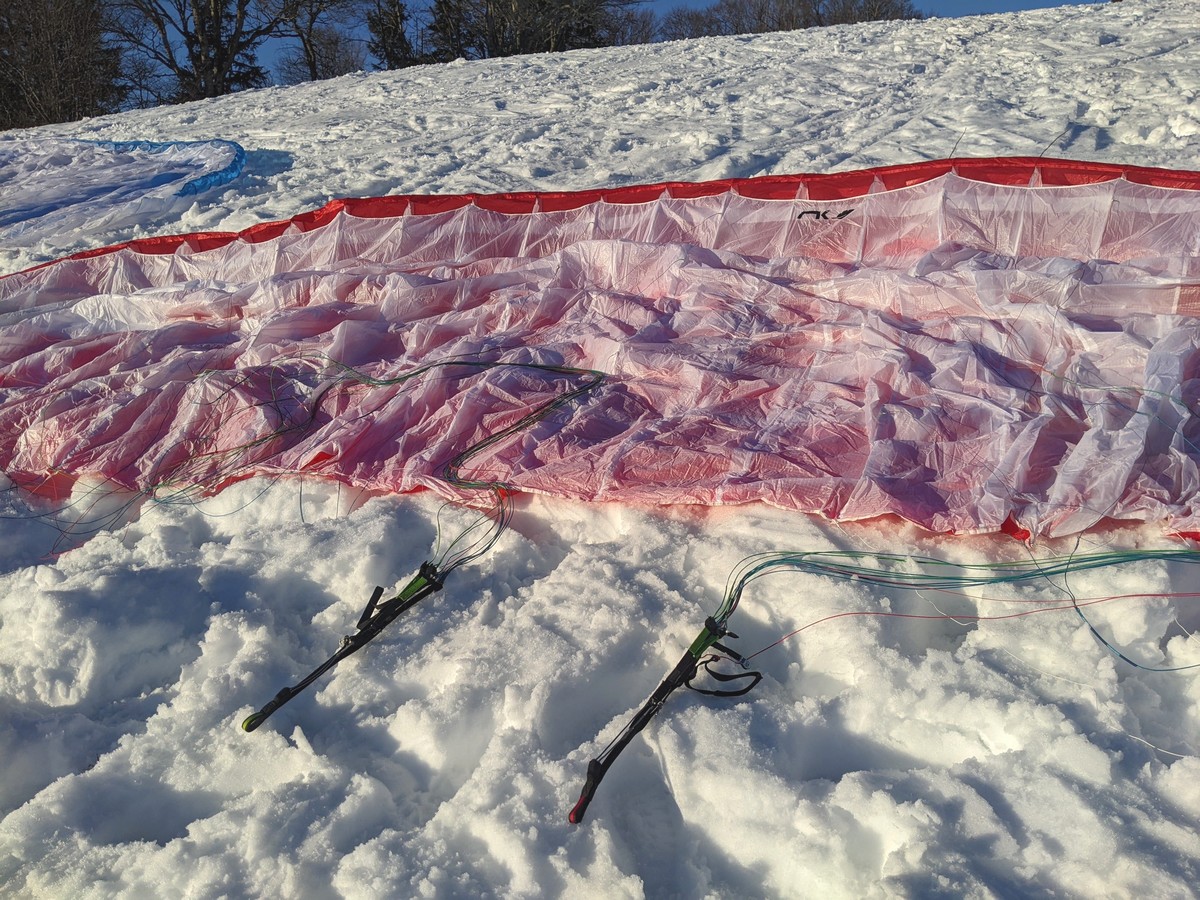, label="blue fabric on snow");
[0,137,246,250]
